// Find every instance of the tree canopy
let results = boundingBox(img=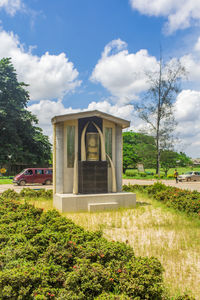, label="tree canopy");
[0,58,51,168]
[123,131,191,173]
[136,57,186,174]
